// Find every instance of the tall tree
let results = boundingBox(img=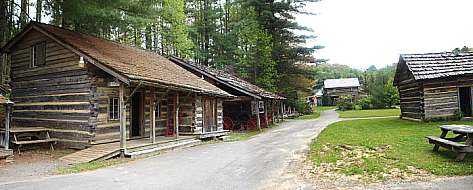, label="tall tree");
[36,0,42,22]
[19,0,29,28]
